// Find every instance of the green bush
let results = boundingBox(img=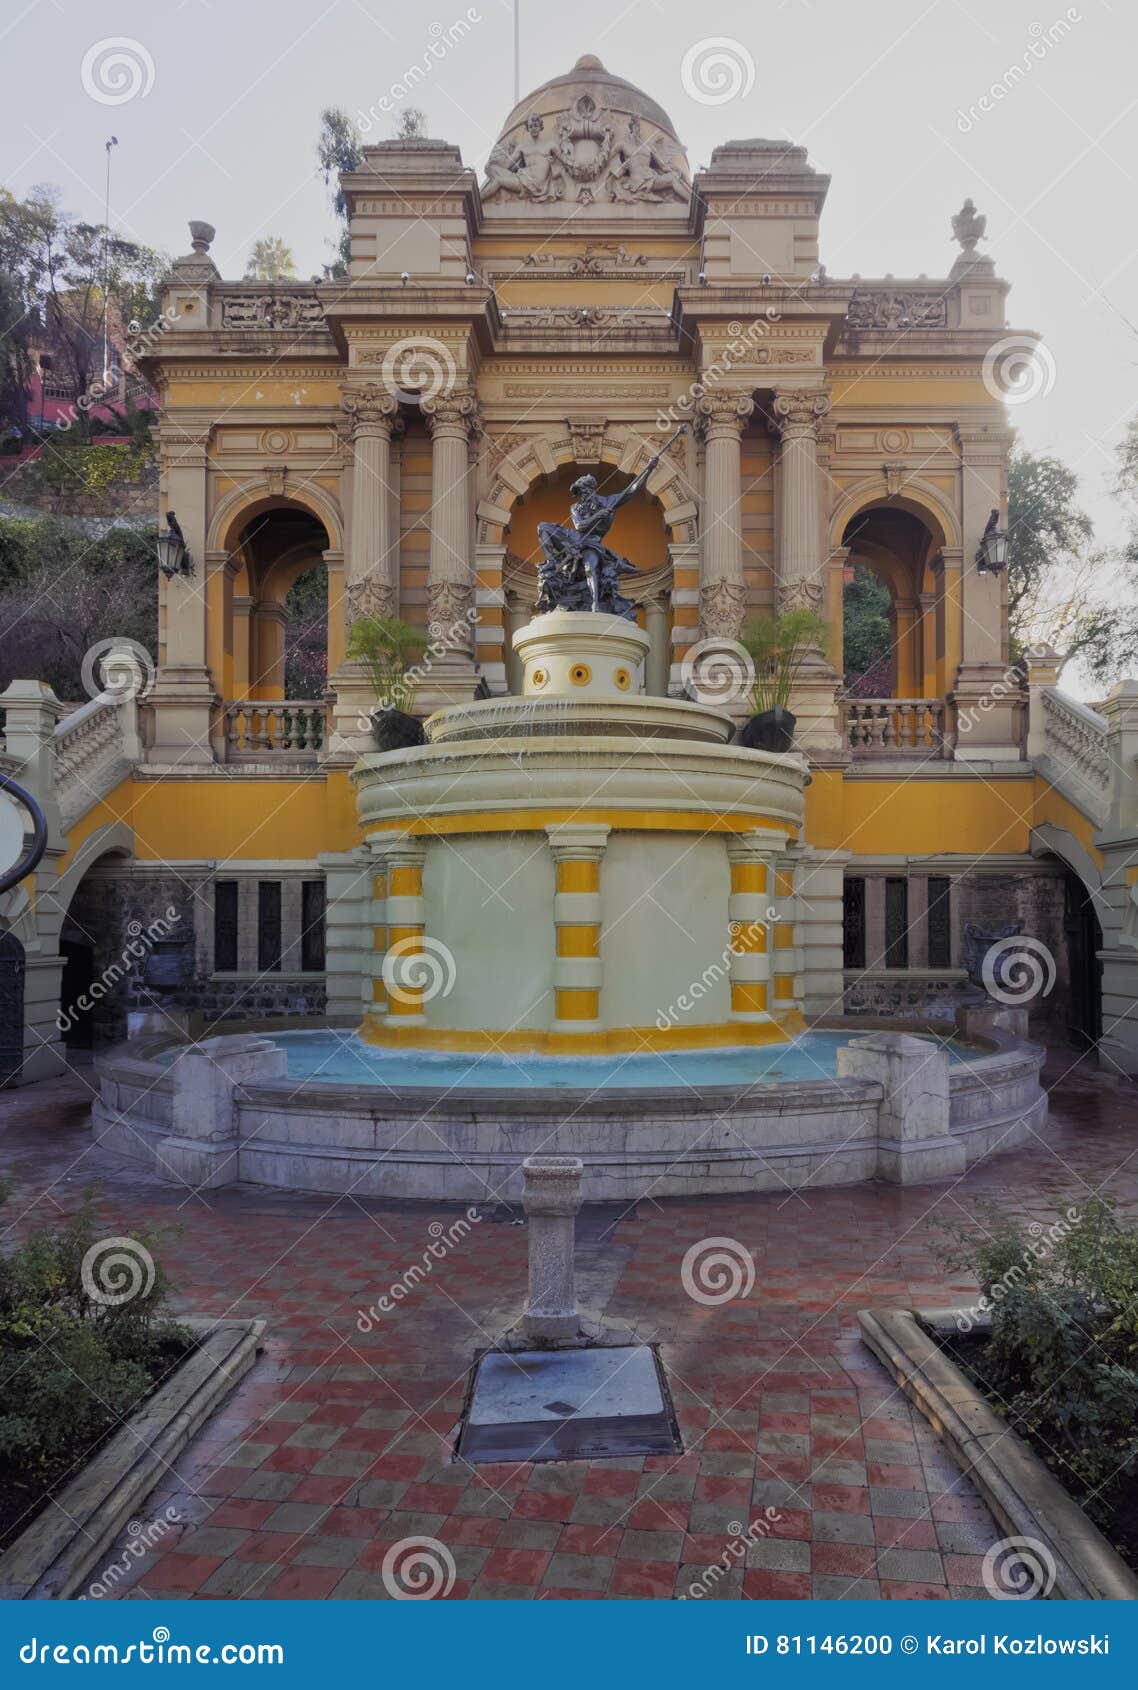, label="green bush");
[946,1198,1138,1531]
[0,1188,189,1540]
